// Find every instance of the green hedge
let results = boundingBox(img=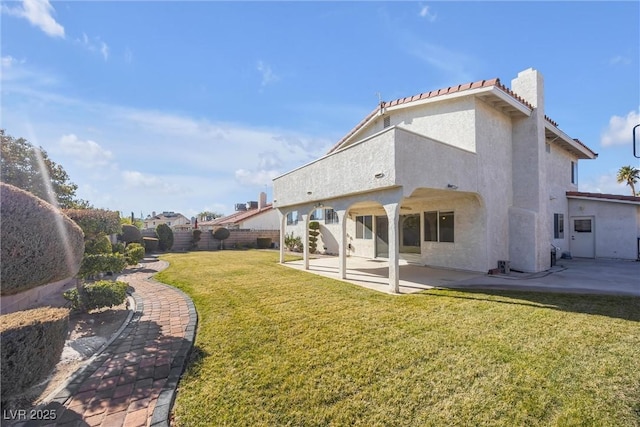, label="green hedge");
[156,223,174,251]
[84,233,113,255]
[0,183,85,296]
[119,224,142,244]
[63,208,121,238]
[0,307,69,402]
[125,243,145,265]
[78,253,127,279]
[63,280,128,312]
